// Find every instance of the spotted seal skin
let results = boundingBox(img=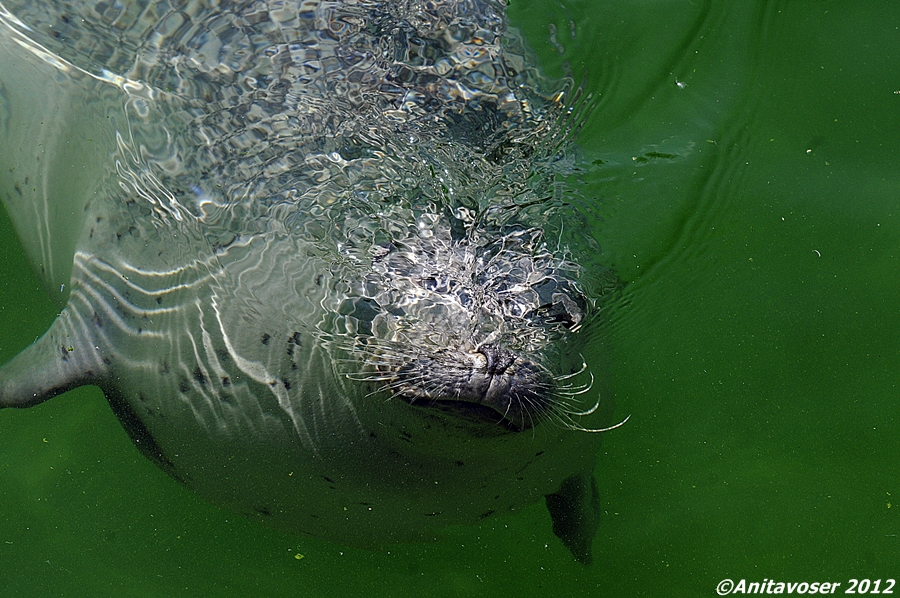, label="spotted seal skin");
[0,0,619,563]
